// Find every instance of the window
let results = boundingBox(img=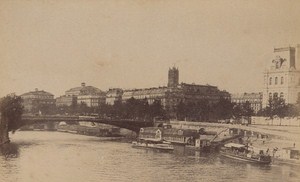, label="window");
[269,93,272,99]
[275,77,278,85]
[269,77,272,85]
[280,92,284,98]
